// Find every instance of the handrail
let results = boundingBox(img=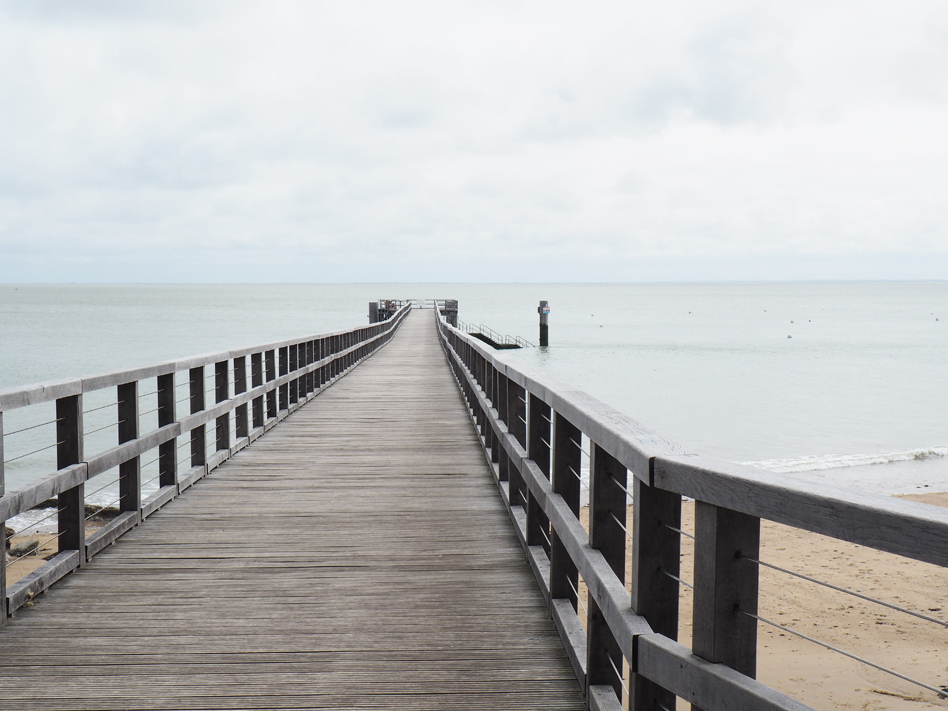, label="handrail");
[0,304,412,620]
[434,309,948,710]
